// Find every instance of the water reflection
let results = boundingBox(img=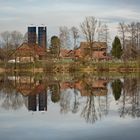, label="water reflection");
[112,79,123,101]
[119,77,140,118]
[0,74,140,124]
